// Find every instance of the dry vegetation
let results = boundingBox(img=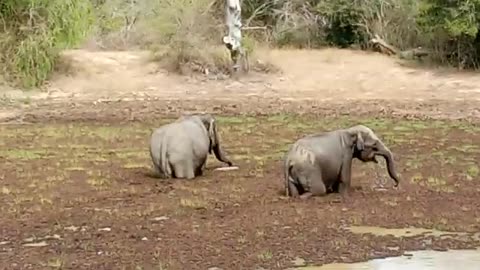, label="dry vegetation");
[1,0,480,88]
